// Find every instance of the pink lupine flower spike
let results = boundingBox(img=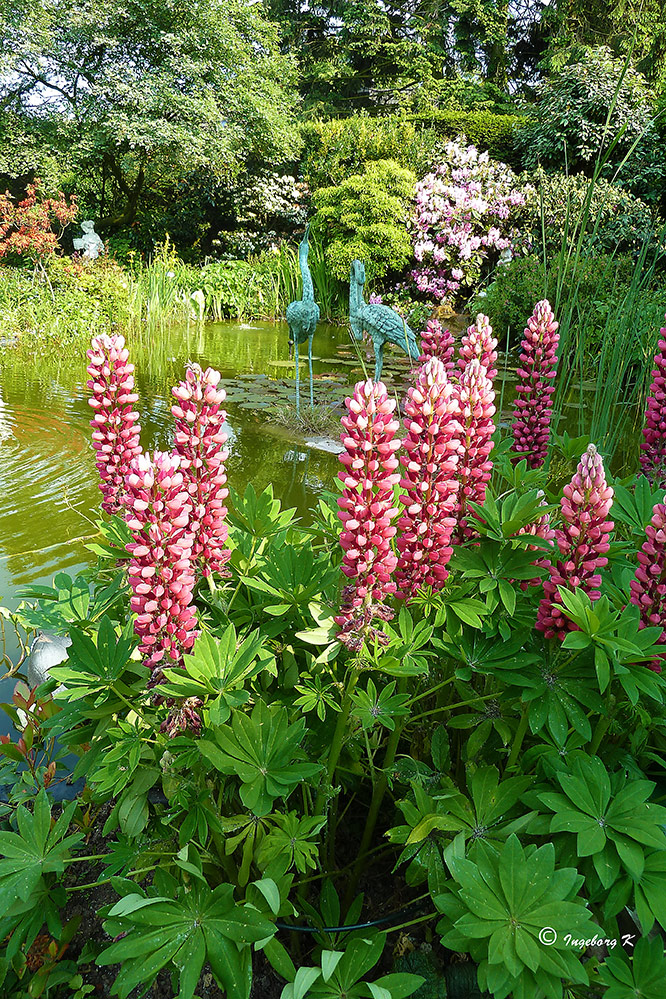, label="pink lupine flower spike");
[511,300,559,469]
